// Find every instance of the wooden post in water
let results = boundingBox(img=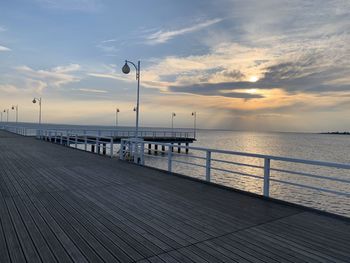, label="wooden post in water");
[178,143,181,153]
[91,144,95,153]
[186,142,189,154]
[154,144,158,155]
[162,145,165,154]
[148,144,151,154]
